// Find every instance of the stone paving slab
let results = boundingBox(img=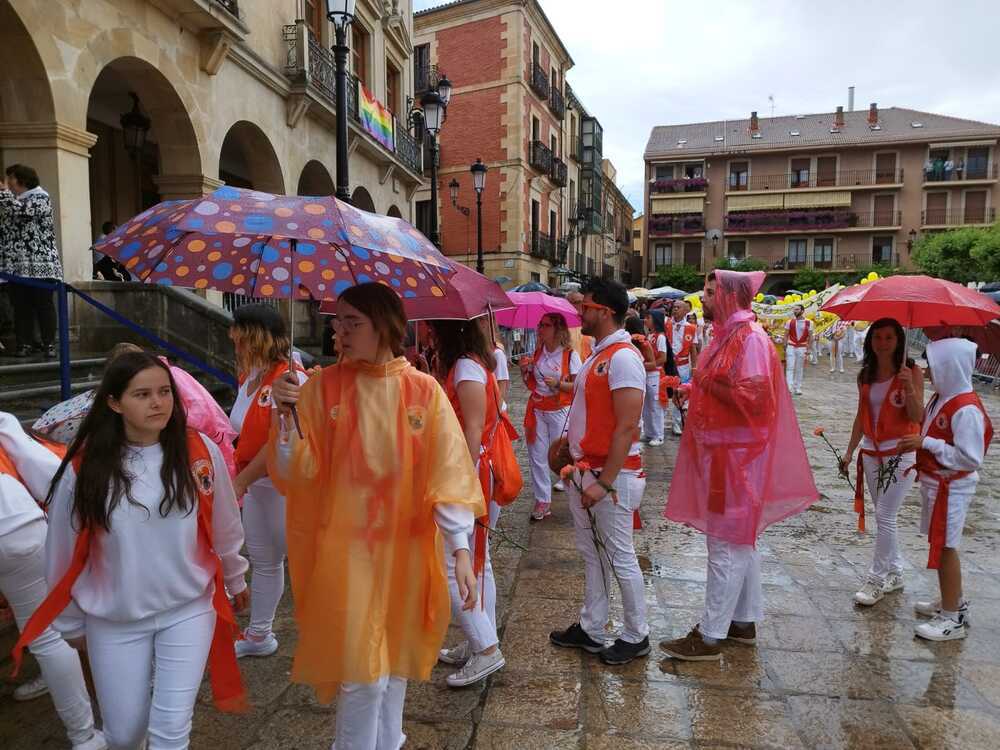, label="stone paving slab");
[2,362,999,748]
